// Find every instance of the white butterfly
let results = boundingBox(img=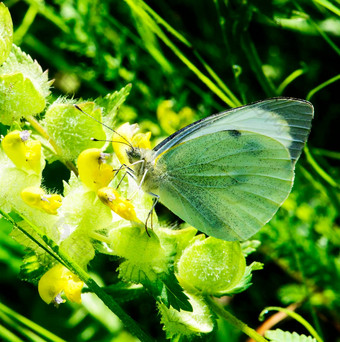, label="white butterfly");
[125,98,313,241]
